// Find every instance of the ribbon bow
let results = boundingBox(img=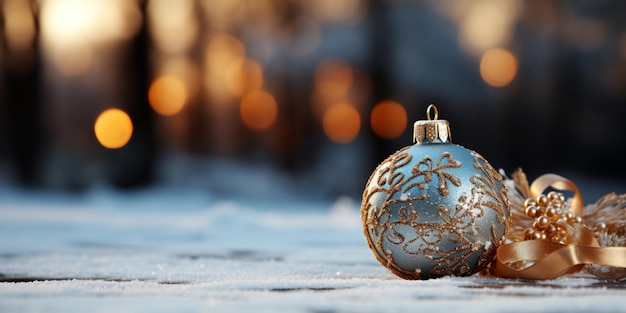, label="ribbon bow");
[491,169,626,280]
